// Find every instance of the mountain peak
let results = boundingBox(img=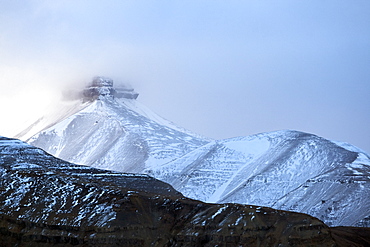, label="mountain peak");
[63,76,139,101]
[83,76,139,101]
